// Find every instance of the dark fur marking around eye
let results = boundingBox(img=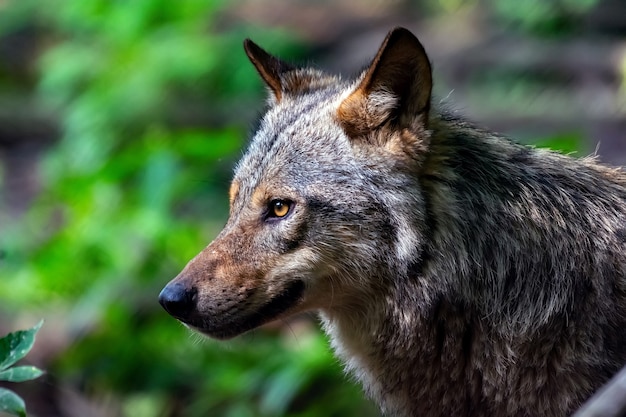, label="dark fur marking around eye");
[278,220,308,253]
